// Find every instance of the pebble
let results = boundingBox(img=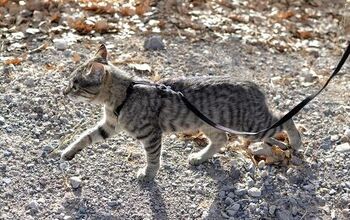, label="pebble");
[226,209,238,216]
[330,135,339,142]
[53,39,68,50]
[230,203,240,211]
[344,128,350,138]
[260,170,268,178]
[276,209,291,220]
[335,143,350,153]
[28,200,39,211]
[69,176,81,189]
[3,177,11,184]
[227,192,235,199]
[269,205,276,215]
[225,197,234,206]
[63,216,72,220]
[248,187,261,197]
[257,160,265,169]
[144,36,165,50]
[0,116,5,125]
[291,155,303,166]
[234,188,247,196]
